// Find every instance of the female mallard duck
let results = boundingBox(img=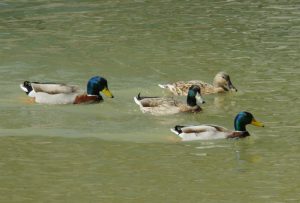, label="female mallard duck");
[134,85,205,116]
[159,72,237,96]
[171,112,264,141]
[20,76,114,104]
